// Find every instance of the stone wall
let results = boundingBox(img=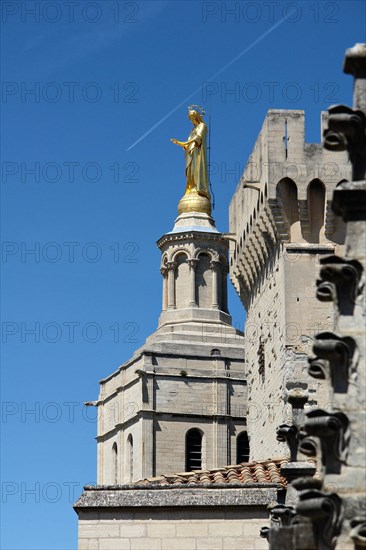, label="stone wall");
[229,109,351,461]
[76,486,277,550]
[78,510,269,550]
[97,350,246,483]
